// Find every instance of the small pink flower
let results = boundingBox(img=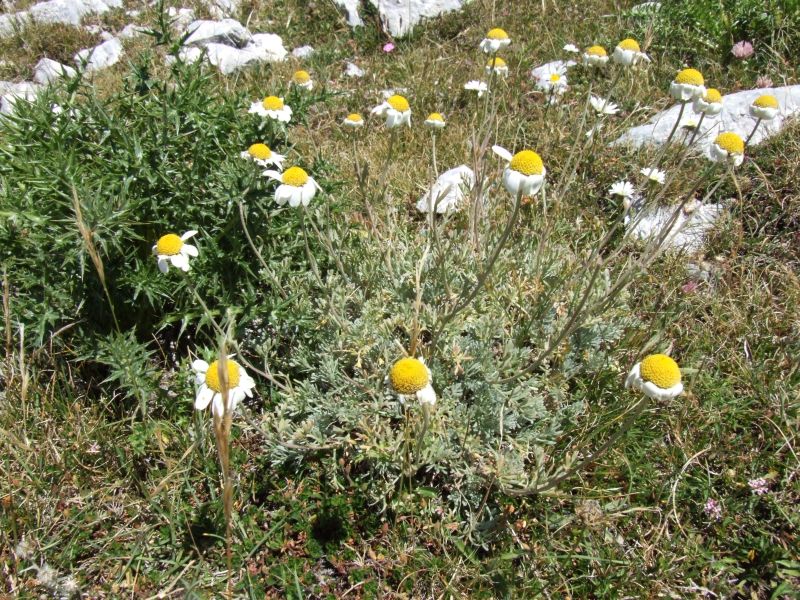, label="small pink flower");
[383,42,395,53]
[748,477,770,495]
[681,280,699,294]
[756,75,773,88]
[704,498,722,521]
[731,41,754,59]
